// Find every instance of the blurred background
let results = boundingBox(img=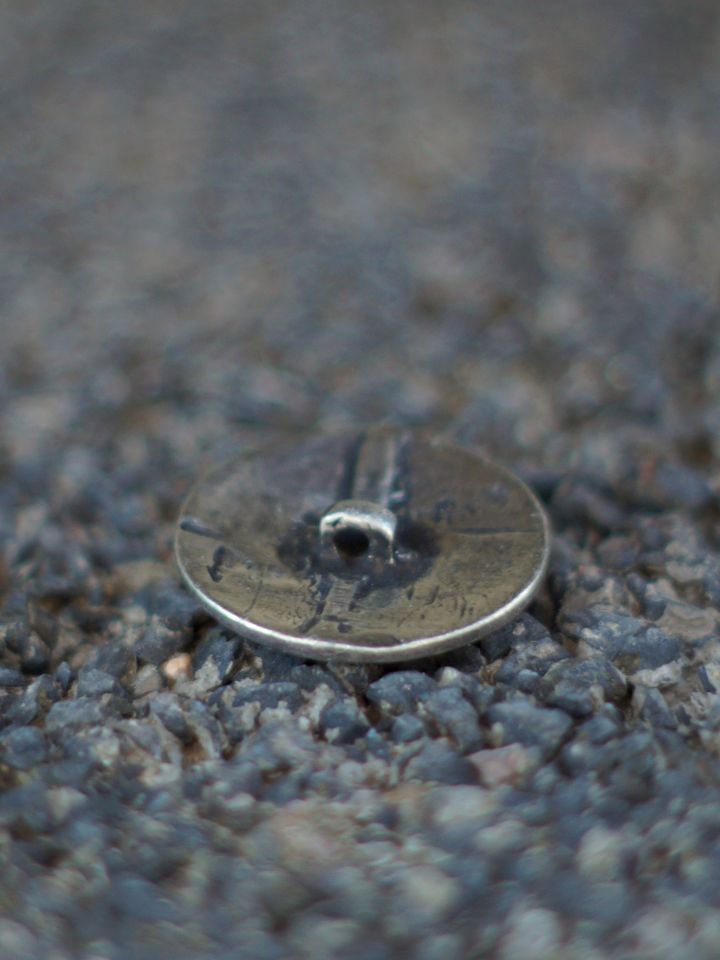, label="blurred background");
[2,0,719,535]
